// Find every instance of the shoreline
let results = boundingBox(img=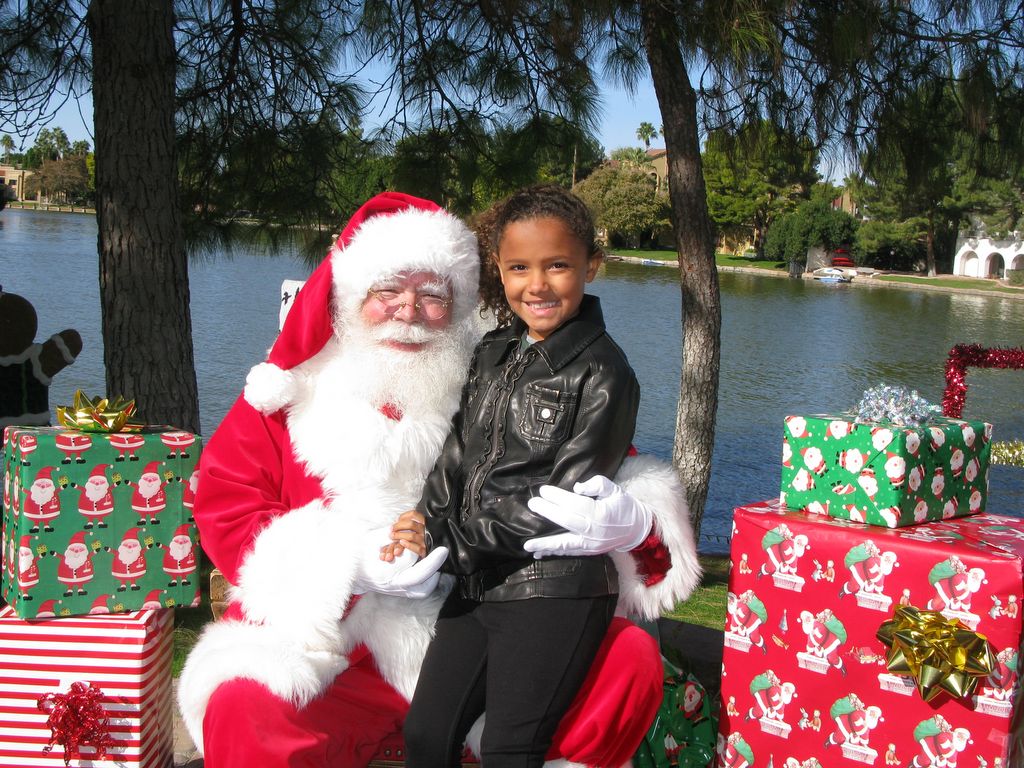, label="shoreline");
[10,206,1021,301]
[608,253,1024,301]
